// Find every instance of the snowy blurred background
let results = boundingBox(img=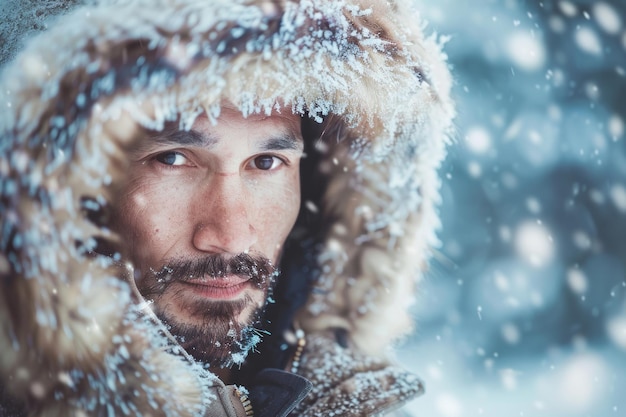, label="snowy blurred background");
[400,1,626,416]
[2,1,625,416]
